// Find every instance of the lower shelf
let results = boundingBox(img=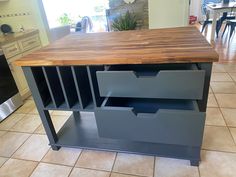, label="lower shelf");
[52,113,201,166]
